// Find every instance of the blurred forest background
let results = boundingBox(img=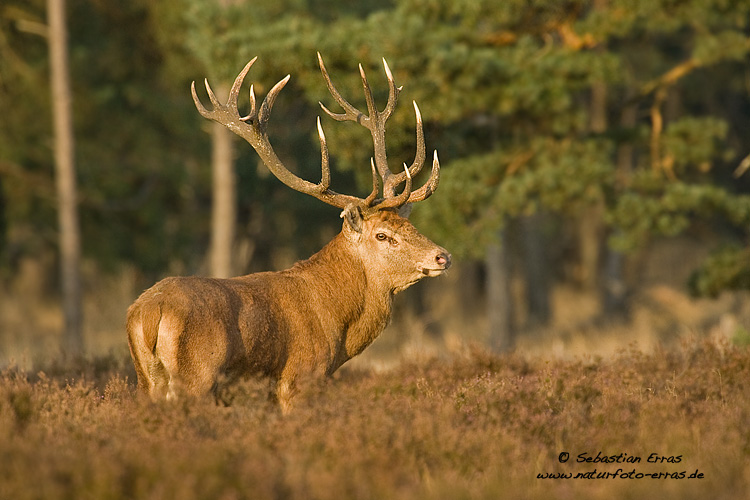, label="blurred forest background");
[2,0,750,368]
